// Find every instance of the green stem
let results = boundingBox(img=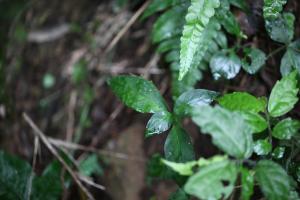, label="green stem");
[266,45,287,60]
